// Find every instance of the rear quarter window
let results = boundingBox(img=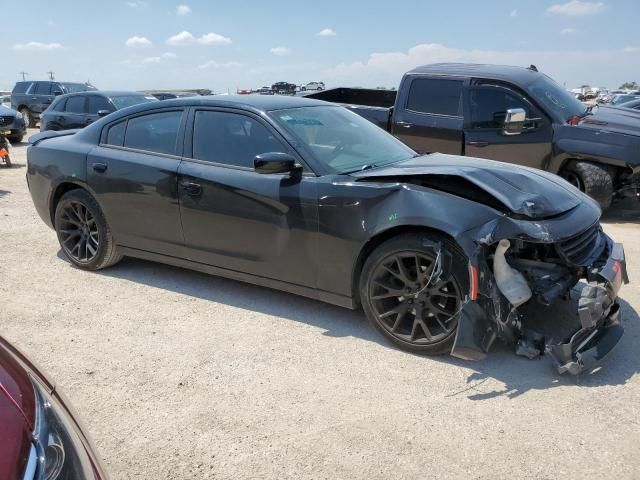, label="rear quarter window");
[12,82,31,94]
[105,121,126,146]
[406,78,463,116]
[123,110,183,155]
